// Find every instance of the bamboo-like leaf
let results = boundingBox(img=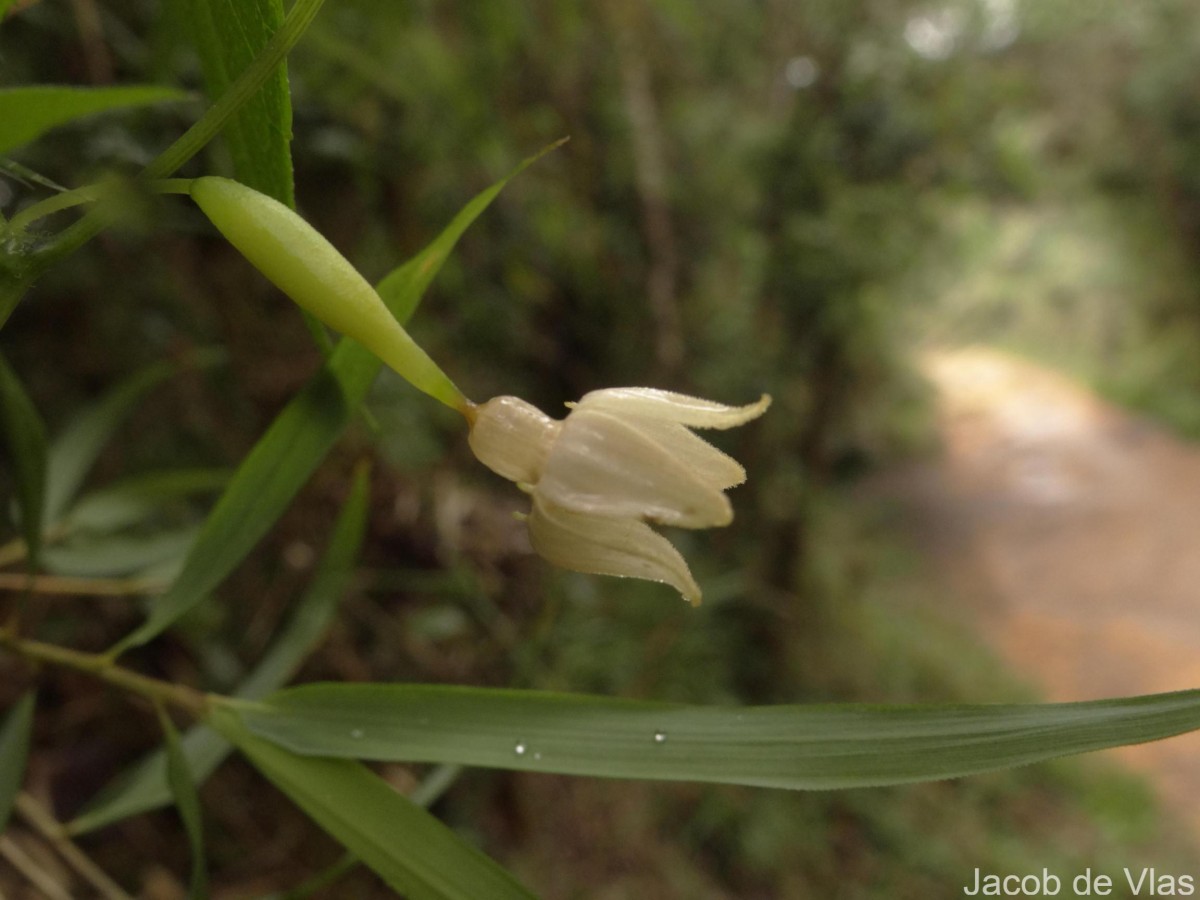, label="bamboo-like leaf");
[0,0,326,330]
[232,683,1200,790]
[0,353,47,567]
[69,466,369,834]
[65,467,230,534]
[182,0,293,205]
[0,692,35,832]
[375,138,567,323]
[212,707,536,900]
[44,352,222,525]
[108,147,555,656]
[158,709,208,900]
[41,526,198,578]
[0,85,190,156]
